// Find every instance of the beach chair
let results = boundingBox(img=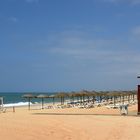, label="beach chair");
[0,97,6,113]
[0,108,6,113]
[0,104,6,113]
[120,105,128,115]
